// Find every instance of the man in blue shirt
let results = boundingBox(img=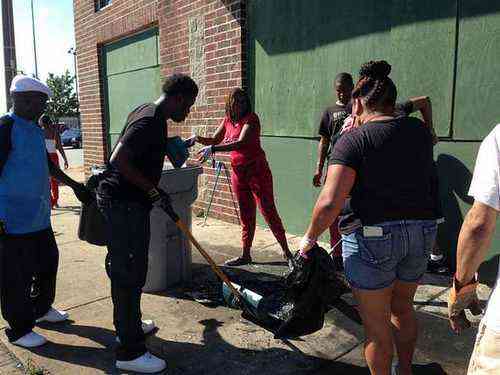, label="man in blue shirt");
[0,75,91,348]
